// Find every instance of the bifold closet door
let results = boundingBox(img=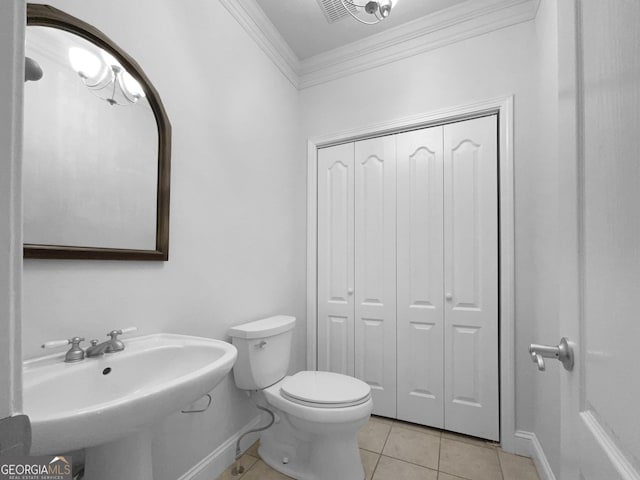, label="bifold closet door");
[317,116,498,438]
[354,136,397,418]
[396,126,445,427]
[443,115,499,441]
[317,143,355,376]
